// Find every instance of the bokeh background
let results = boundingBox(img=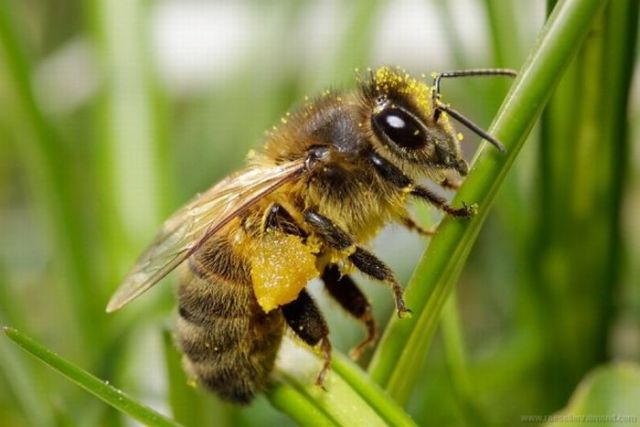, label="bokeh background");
[1,0,638,426]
